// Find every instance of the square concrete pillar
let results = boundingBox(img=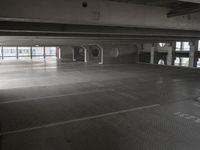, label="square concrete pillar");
[150,44,158,64]
[189,41,198,68]
[60,46,73,62]
[81,45,89,63]
[167,42,176,66]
